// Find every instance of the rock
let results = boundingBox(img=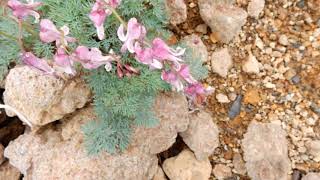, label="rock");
[153,166,167,180]
[0,161,21,180]
[291,75,301,84]
[292,169,303,180]
[216,93,230,103]
[305,140,320,162]
[0,144,4,165]
[232,153,246,175]
[247,0,265,18]
[211,48,233,77]
[4,66,91,127]
[243,53,260,74]
[279,35,289,46]
[180,111,220,160]
[302,173,320,180]
[182,34,208,63]
[4,93,190,179]
[242,121,291,180]
[165,0,187,25]
[228,95,243,119]
[162,149,211,180]
[195,24,208,34]
[213,164,232,180]
[244,89,261,105]
[198,0,247,43]
[131,93,190,154]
